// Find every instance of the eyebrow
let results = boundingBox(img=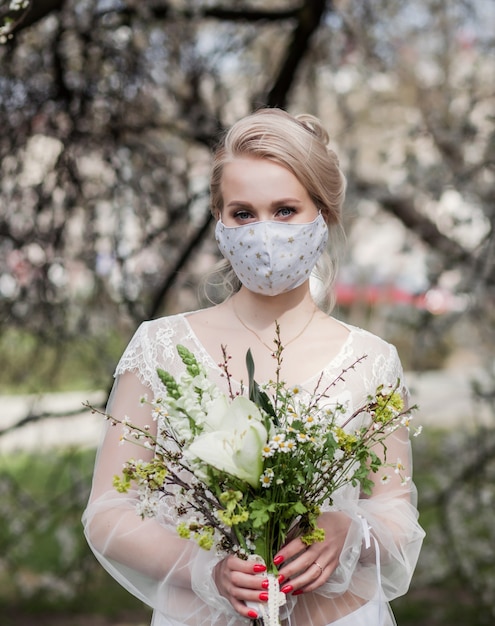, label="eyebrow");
[225,200,252,208]
[225,198,304,208]
[271,198,304,206]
